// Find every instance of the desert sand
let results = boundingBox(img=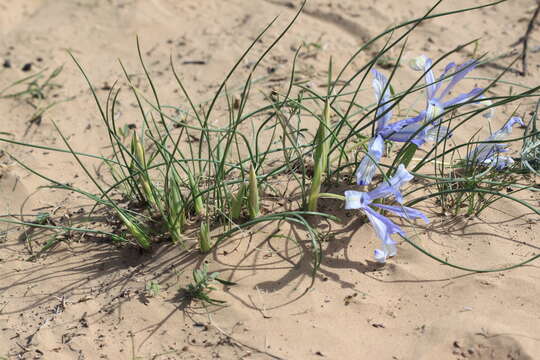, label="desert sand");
[1,0,539,359]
